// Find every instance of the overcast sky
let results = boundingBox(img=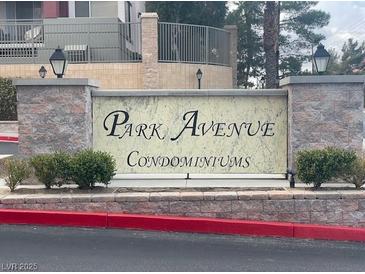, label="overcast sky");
[316,1,365,52]
[227,1,365,72]
[227,1,365,53]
